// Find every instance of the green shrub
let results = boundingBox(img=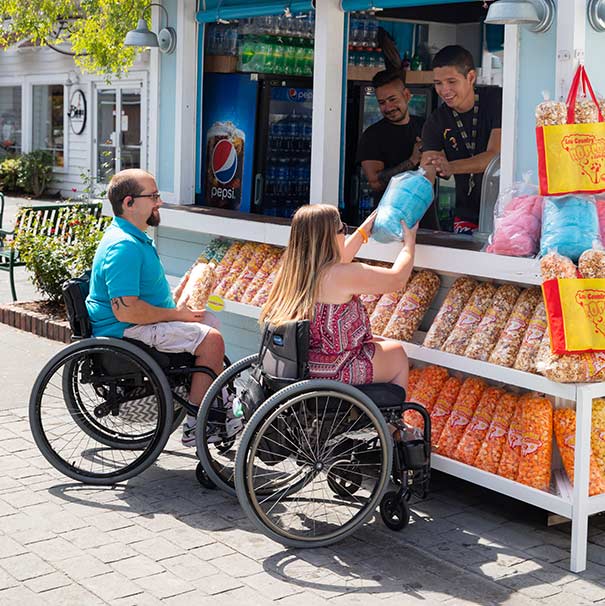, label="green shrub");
[15,206,110,303]
[17,150,53,197]
[0,157,21,192]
